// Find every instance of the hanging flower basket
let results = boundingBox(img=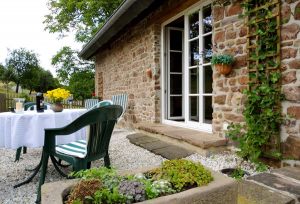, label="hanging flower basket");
[211,54,234,76]
[215,64,232,75]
